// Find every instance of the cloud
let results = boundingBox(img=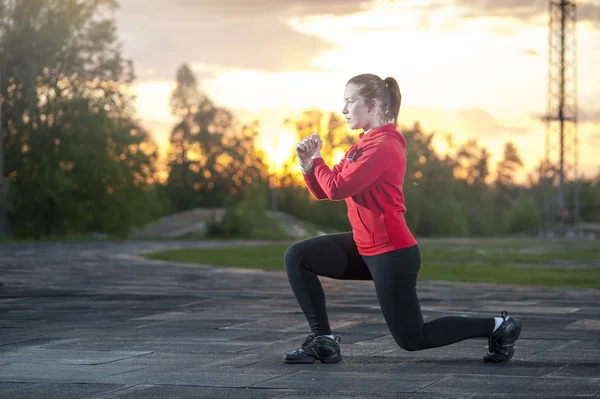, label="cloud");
[456,108,530,137]
[434,0,600,29]
[455,0,547,21]
[520,48,539,56]
[580,108,600,124]
[147,0,373,18]
[399,106,532,140]
[577,2,600,28]
[114,0,372,82]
